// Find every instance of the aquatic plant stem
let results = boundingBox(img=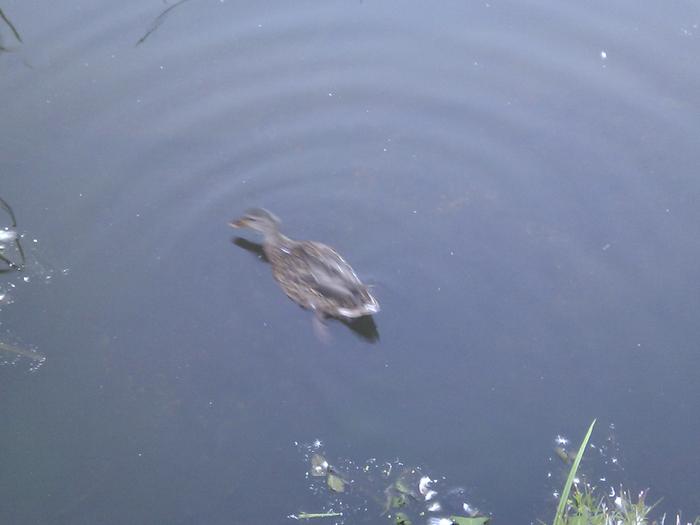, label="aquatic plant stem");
[553,419,596,525]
